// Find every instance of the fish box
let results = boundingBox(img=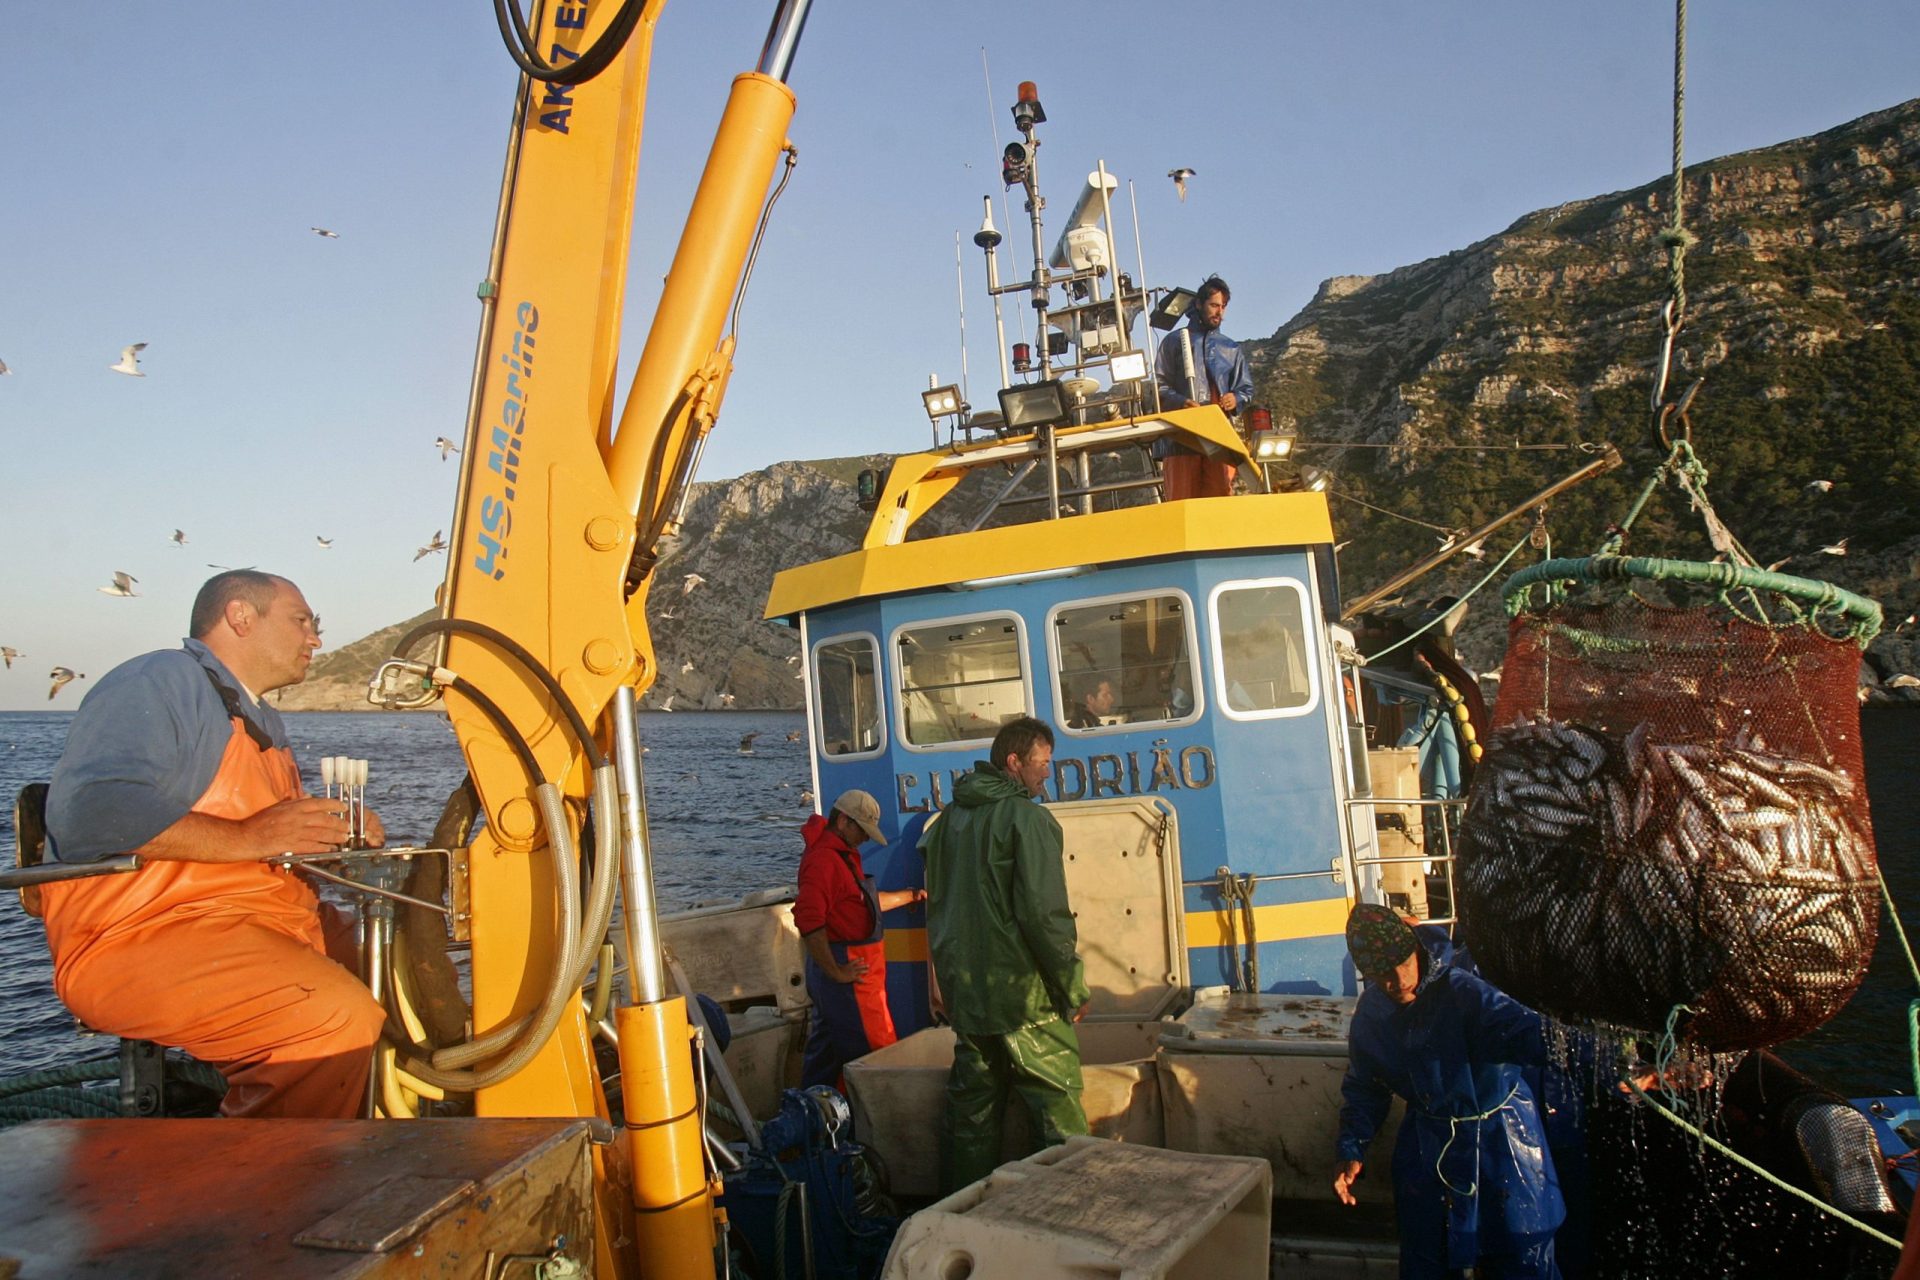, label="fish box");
[661,887,809,1015]
[845,1019,1166,1198]
[882,1136,1272,1279]
[715,1005,804,1139]
[1158,987,1403,1207]
[848,797,1188,1197]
